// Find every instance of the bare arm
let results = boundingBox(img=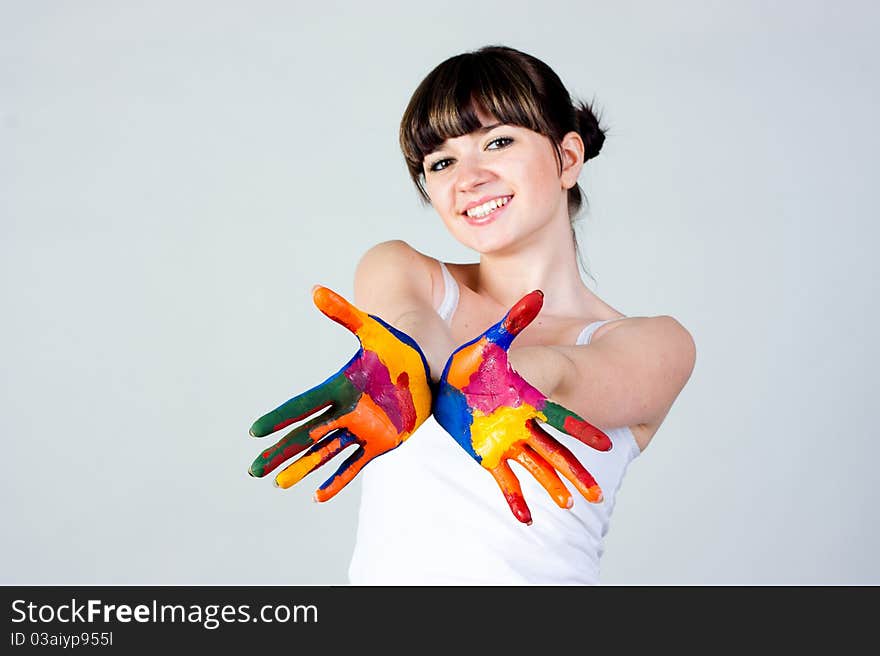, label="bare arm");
[353,240,457,382]
[509,316,696,432]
